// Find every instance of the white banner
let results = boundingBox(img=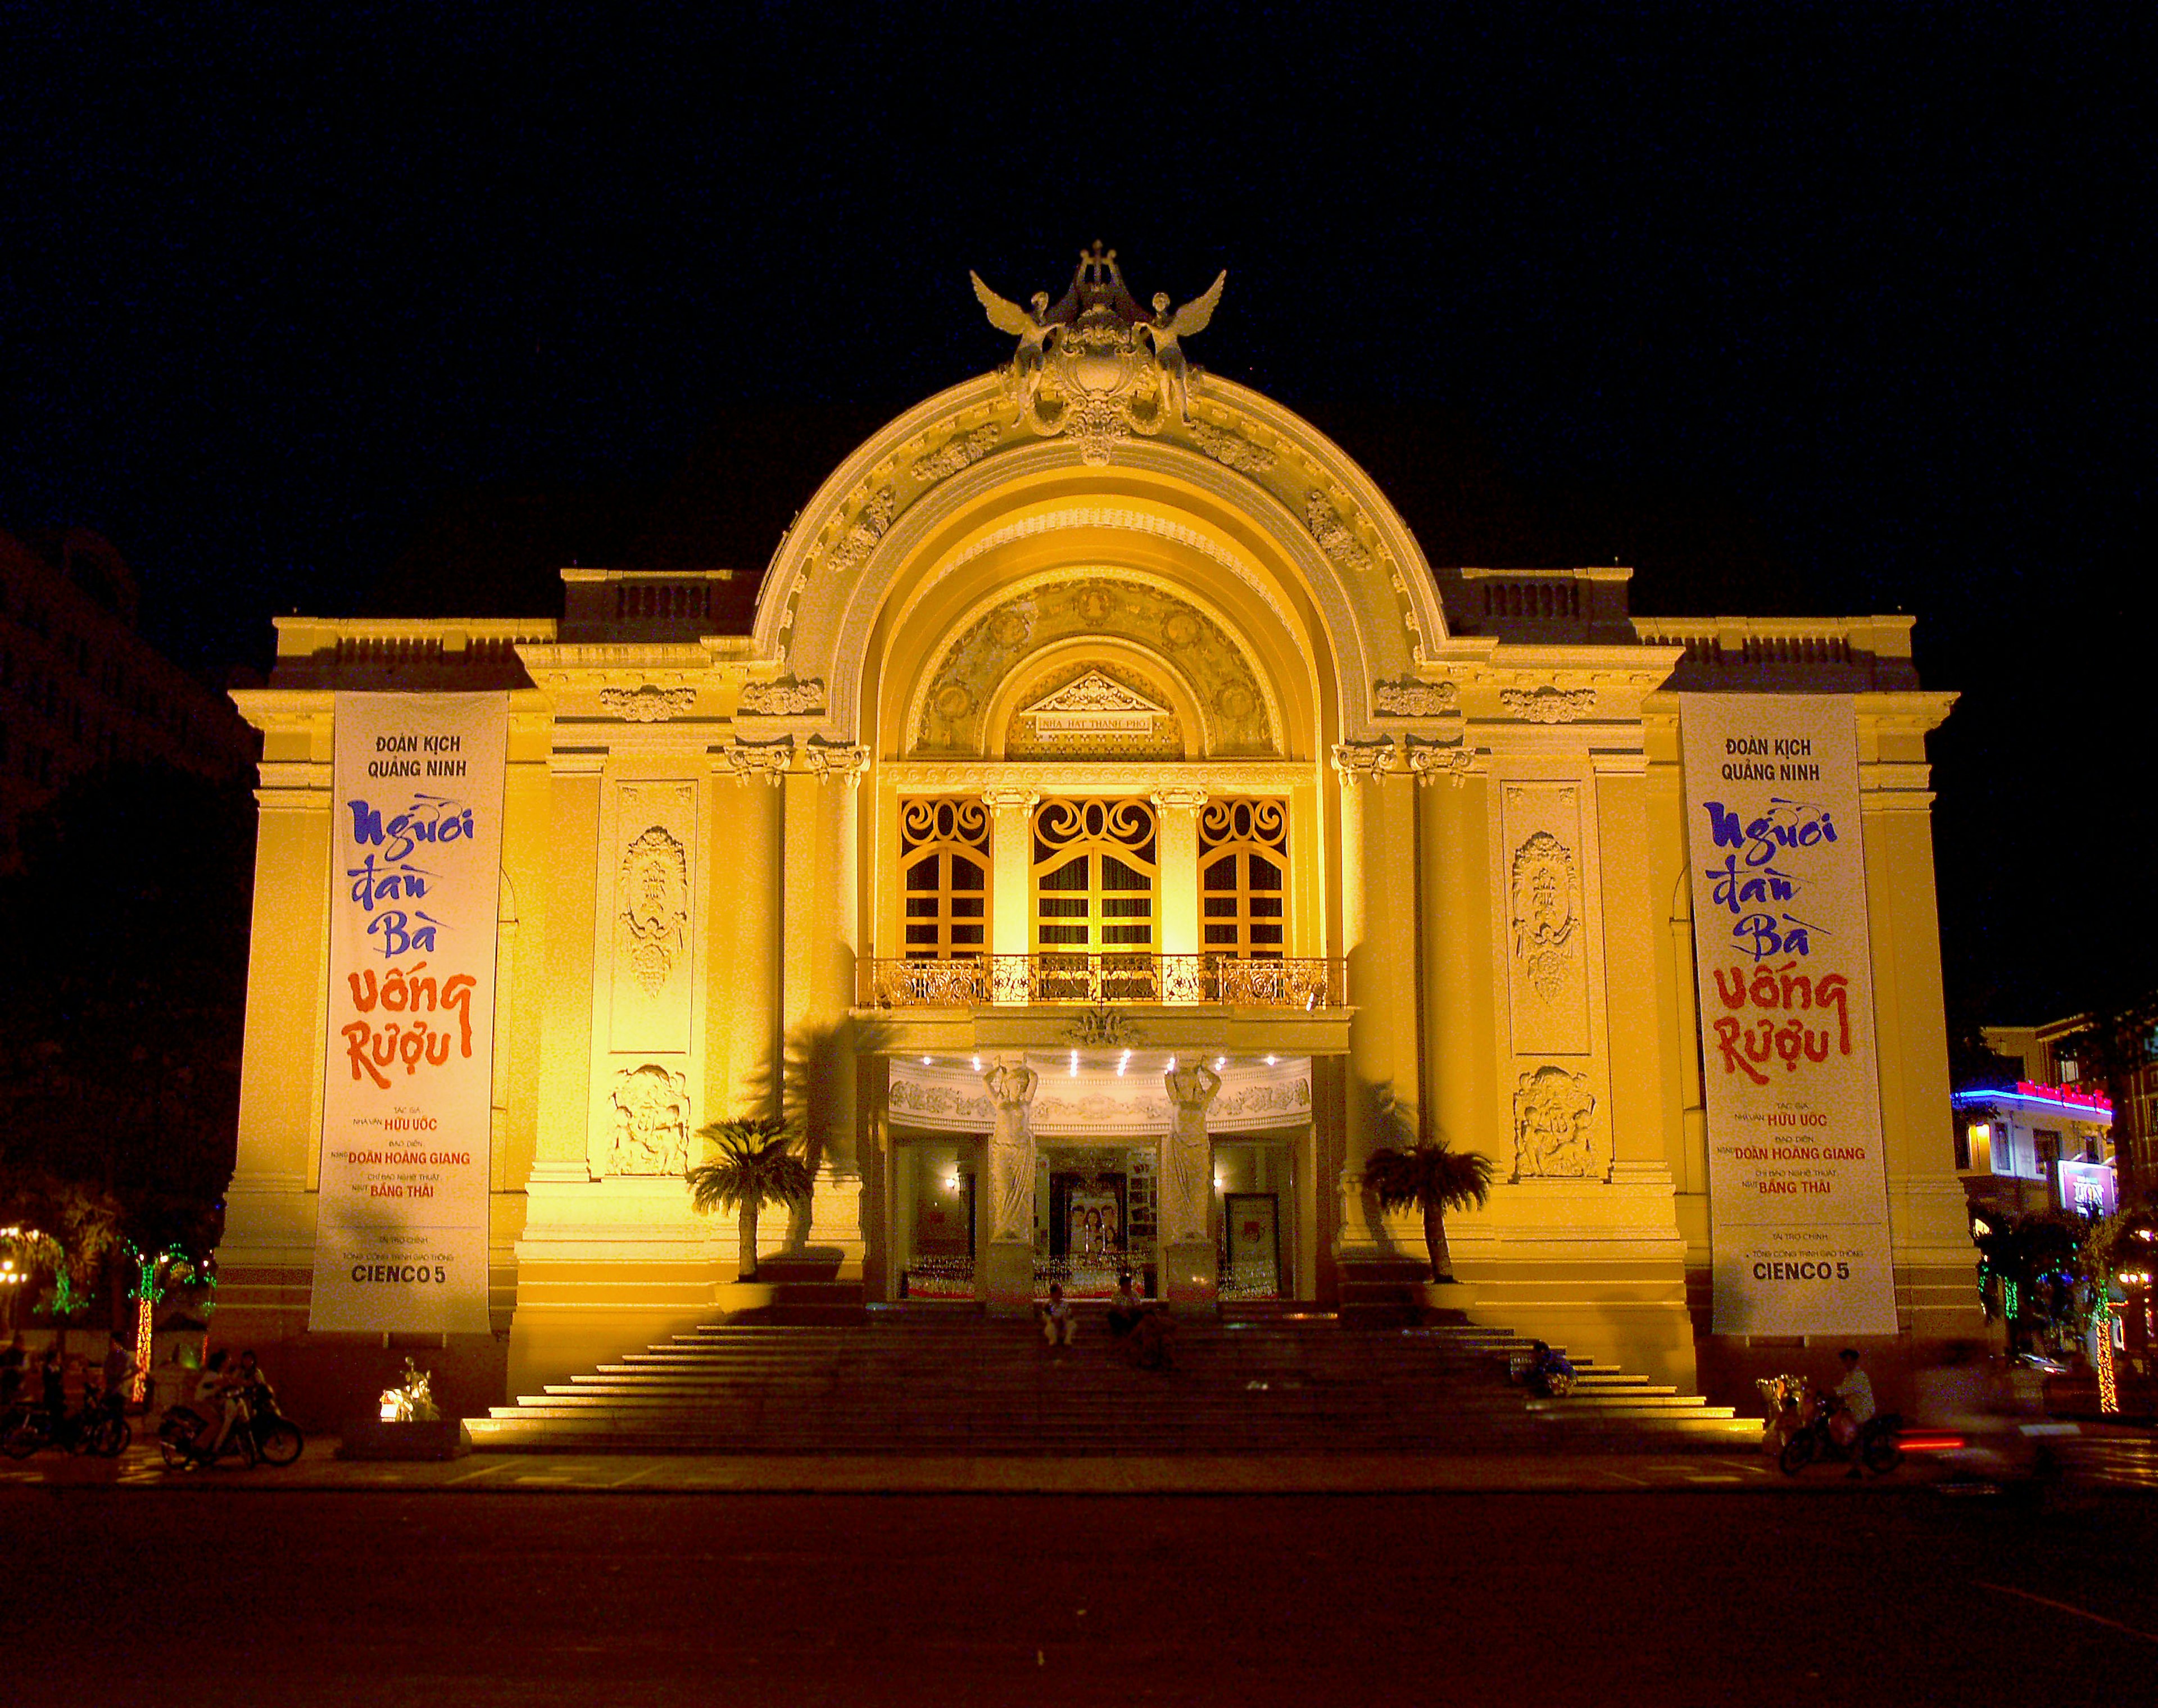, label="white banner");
[309,693,507,1333]
[1680,694,1897,1337]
